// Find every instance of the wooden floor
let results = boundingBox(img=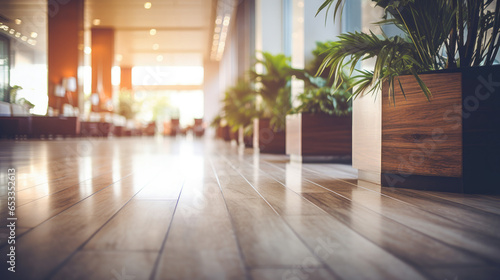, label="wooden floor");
[1,137,500,280]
